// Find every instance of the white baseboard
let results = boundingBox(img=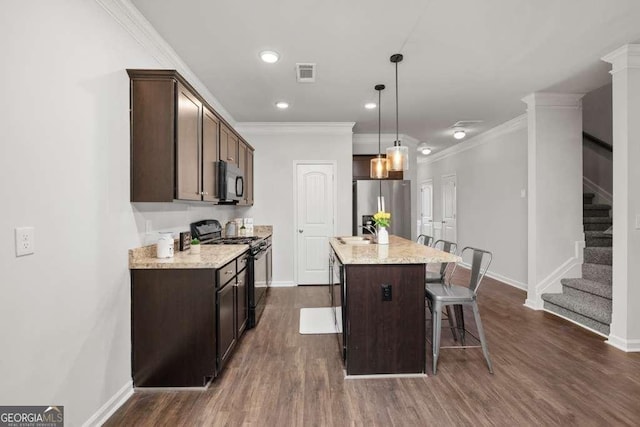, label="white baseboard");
[83,380,133,427]
[270,281,297,287]
[606,335,640,352]
[524,298,543,310]
[542,308,608,338]
[457,262,527,291]
[484,270,527,291]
